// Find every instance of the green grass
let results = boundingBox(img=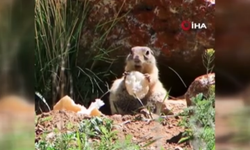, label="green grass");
[35,117,140,150]
[35,0,128,106]
[178,86,215,150]
[177,48,215,150]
